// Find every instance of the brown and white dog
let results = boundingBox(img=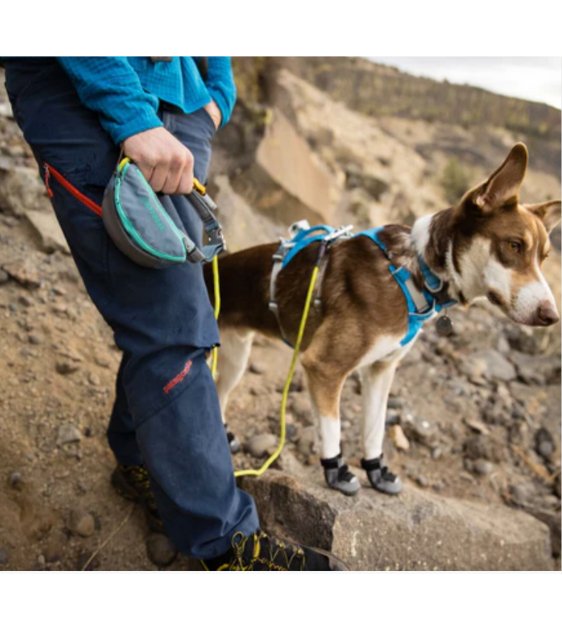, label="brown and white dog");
[204,143,560,495]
